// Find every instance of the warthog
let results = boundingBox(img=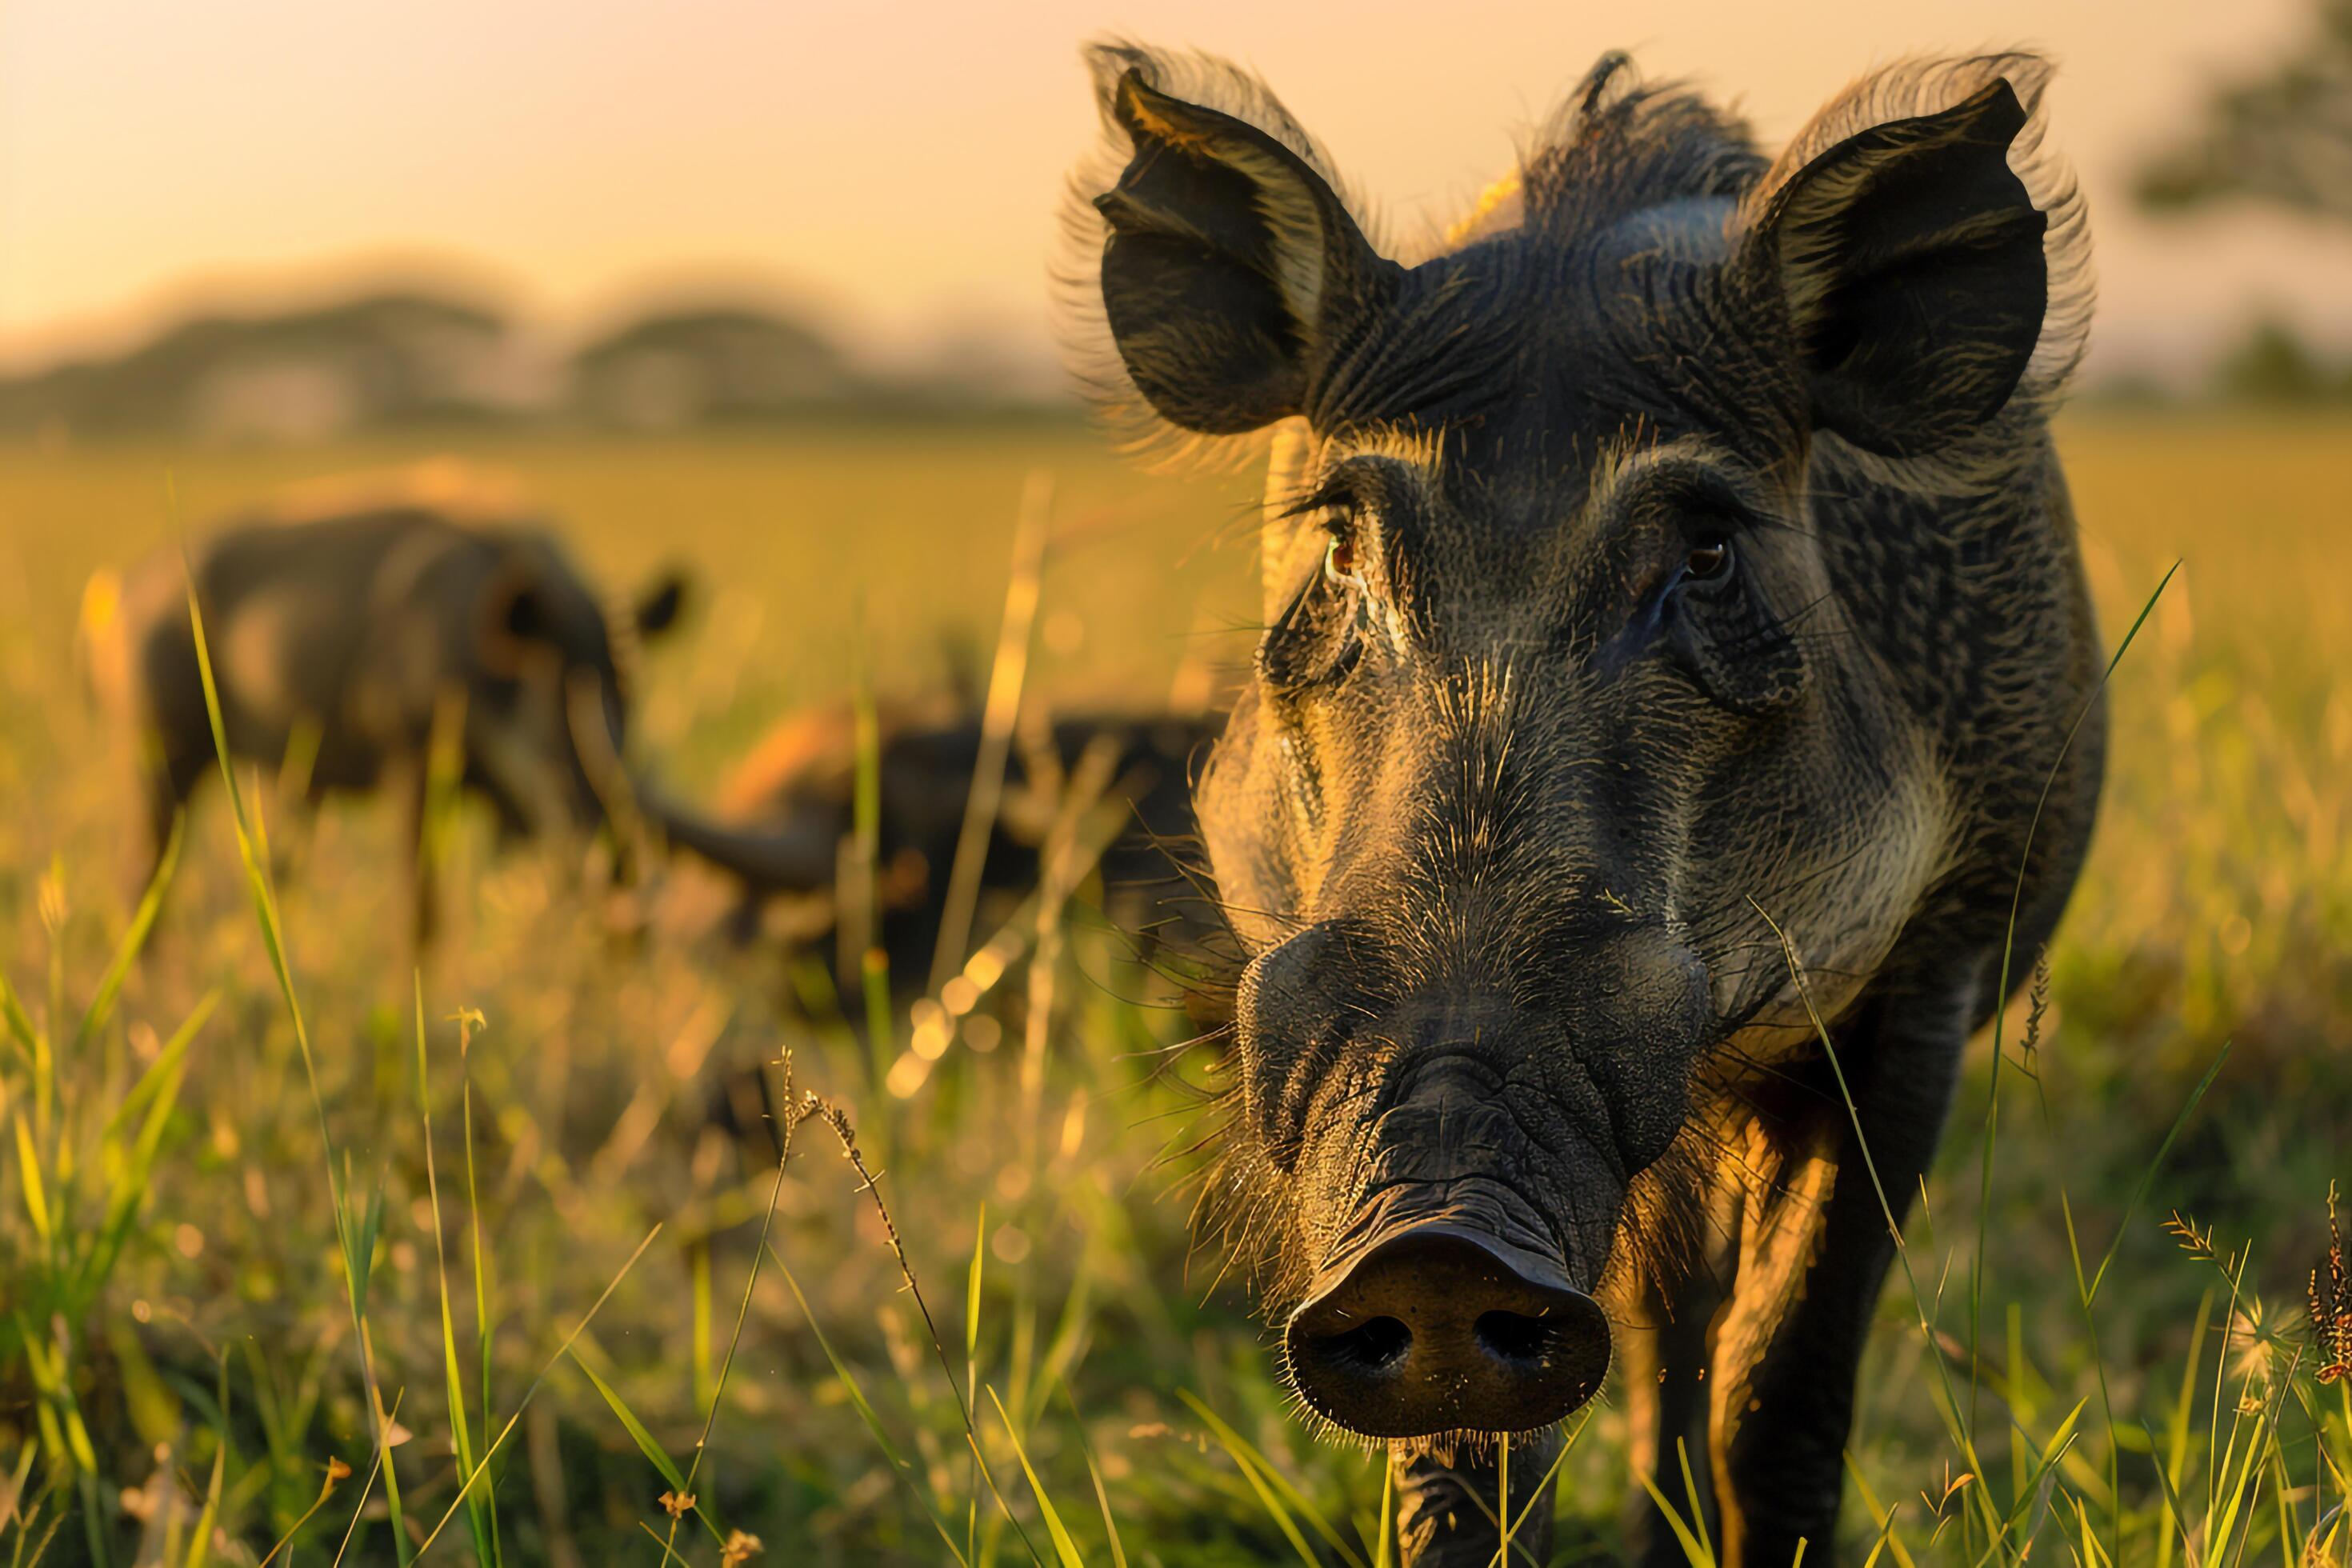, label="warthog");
[649,699,1219,978]
[1066,41,2099,1565]
[82,465,688,941]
